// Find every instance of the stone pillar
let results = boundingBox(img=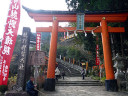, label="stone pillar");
[34,65,40,85]
[17,27,30,90]
[44,17,58,91]
[101,18,118,91]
